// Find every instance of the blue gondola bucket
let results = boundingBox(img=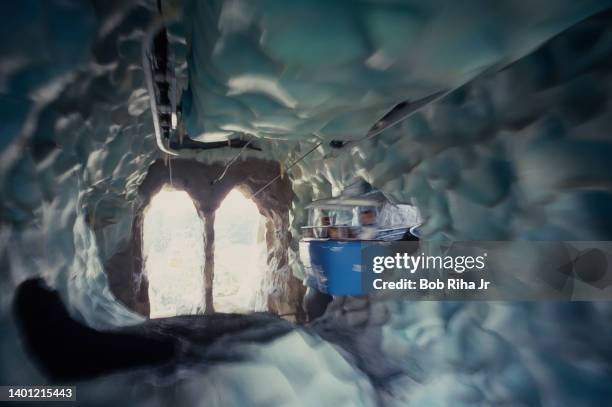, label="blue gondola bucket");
[300,239,364,295]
